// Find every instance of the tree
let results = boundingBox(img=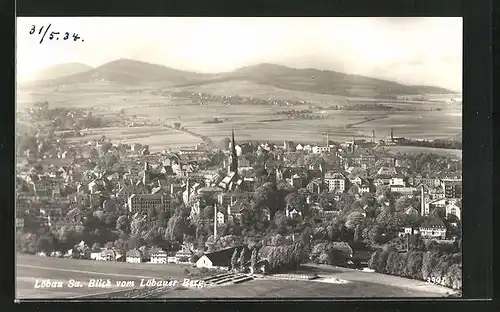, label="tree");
[190,253,200,263]
[91,242,101,252]
[165,215,189,242]
[219,138,231,150]
[338,193,356,212]
[104,153,118,170]
[238,248,247,272]
[203,206,214,220]
[250,249,258,273]
[36,233,56,254]
[369,225,383,244]
[157,211,170,228]
[353,224,362,242]
[231,248,238,271]
[89,148,99,158]
[116,215,129,233]
[345,211,365,229]
[147,206,158,219]
[285,192,307,215]
[273,211,287,233]
[99,142,113,155]
[104,241,114,249]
